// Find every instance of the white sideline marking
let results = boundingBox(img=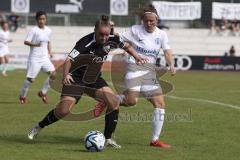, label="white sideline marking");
[166,95,240,110]
[106,81,240,110]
